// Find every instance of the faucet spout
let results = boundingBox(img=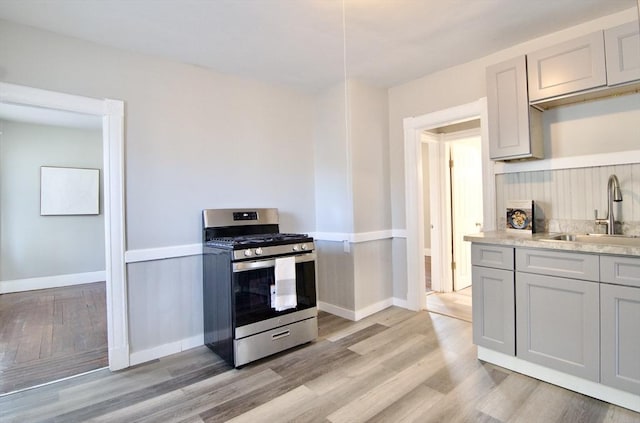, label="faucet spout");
[606,174,622,234]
